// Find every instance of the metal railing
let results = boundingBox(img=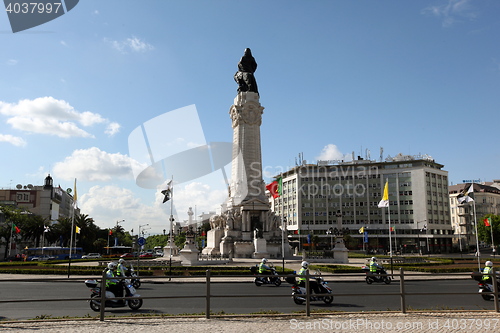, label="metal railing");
[0,269,498,322]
